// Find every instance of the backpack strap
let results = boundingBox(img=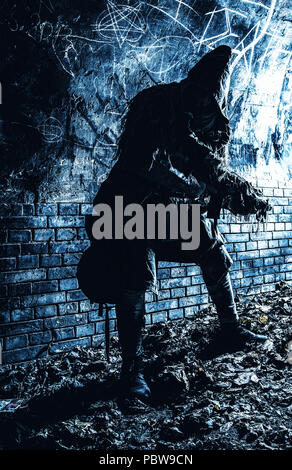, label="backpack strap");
[98,303,110,363]
[105,305,110,363]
